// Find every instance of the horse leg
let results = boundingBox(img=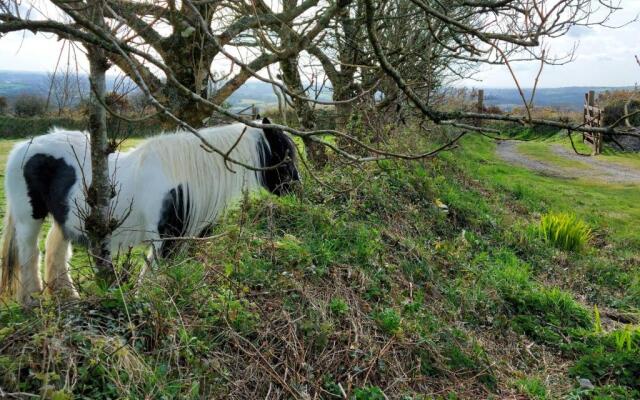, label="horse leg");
[14,218,44,305]
[136,231,161,290]
[44,222,78,298]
